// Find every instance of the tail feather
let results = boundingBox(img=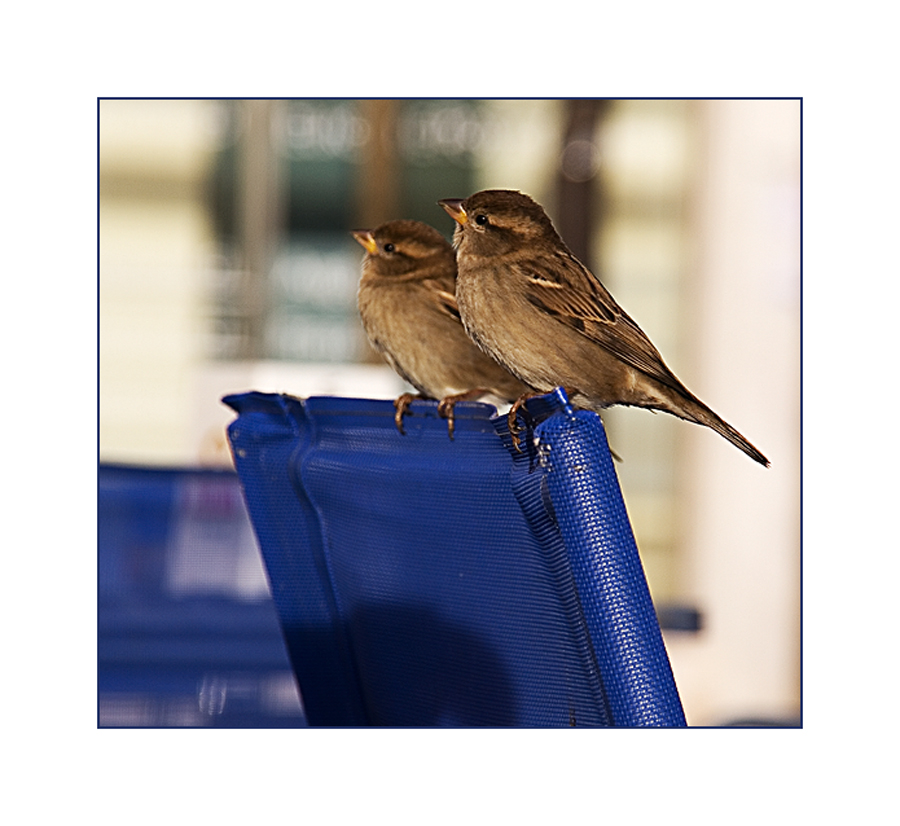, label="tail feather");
[675,395,769,468]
